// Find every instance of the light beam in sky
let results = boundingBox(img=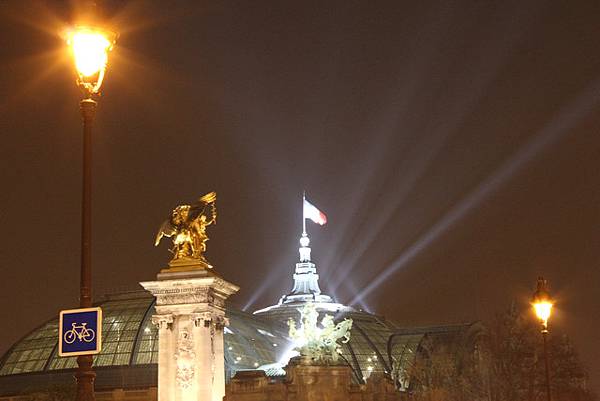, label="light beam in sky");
[327,4,536,293]
[351,77,600,305]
